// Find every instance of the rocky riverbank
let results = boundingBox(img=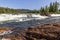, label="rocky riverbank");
[0,21,60,40]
